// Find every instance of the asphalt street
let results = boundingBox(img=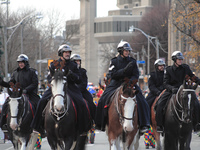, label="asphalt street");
[1,131,200,150]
